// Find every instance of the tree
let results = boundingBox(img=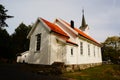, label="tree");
[0,28,12,59]
[11,23,32,56]
[0,4,13,63]
[104,36,120,50]
[0,22,32,62]
[102,36,120,64]
[0,4,13,28]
